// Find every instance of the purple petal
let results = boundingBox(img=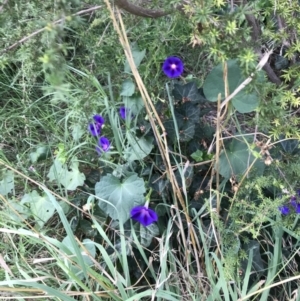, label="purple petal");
[130,206,158,227]
[93,115,105,126]
[88,123,101,136]
[119,106,133,119]
[130,206,145,217]
[296,204,300,214]
[98,137,110,153]
[278,205,290,215]
[119,106,127,119]
[162,56,184,78]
